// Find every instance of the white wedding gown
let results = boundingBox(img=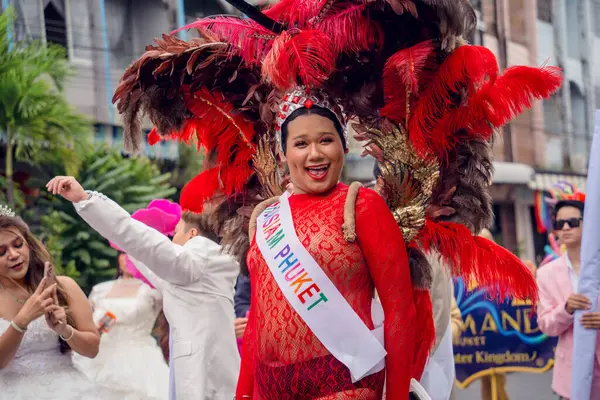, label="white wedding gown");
[0,317,107,399]
[73,279,169,400]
